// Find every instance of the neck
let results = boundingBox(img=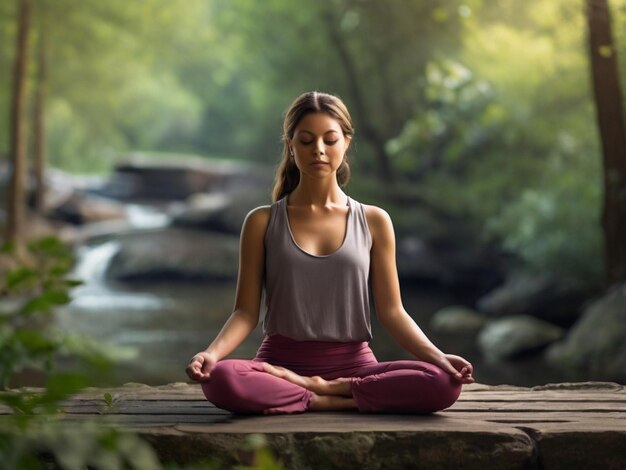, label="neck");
[289,177,346,207]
